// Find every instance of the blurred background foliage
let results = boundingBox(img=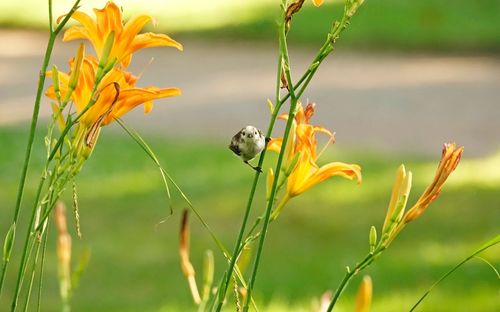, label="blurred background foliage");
[0,0,499,52]
[0,127,498,311]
